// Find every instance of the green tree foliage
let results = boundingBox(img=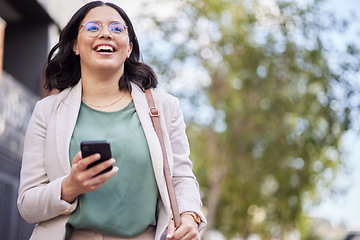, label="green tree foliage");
[138,0,360,238]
